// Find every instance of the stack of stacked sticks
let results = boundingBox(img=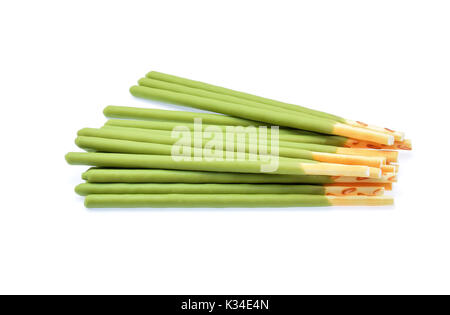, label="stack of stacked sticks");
[65,71,411,208]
